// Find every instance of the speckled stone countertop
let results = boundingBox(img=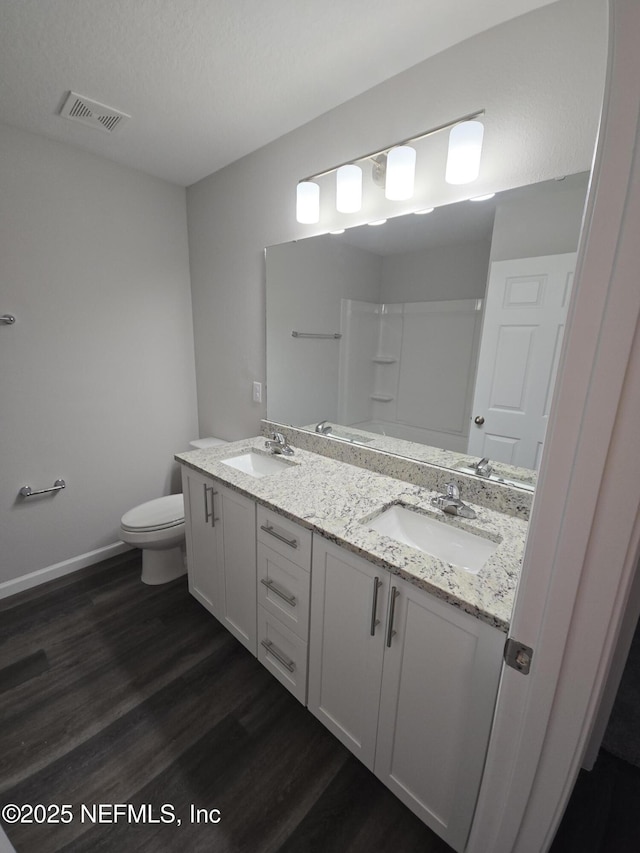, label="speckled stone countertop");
[176,437,528,633]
